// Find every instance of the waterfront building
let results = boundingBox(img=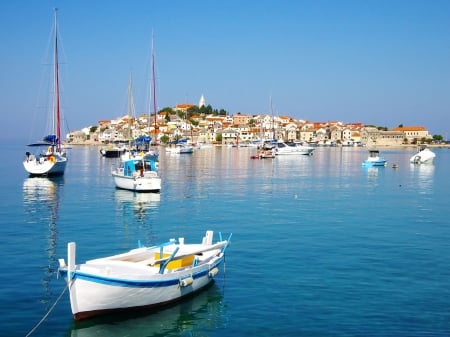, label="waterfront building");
[360,127,404,147]
[391,126,432,143]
